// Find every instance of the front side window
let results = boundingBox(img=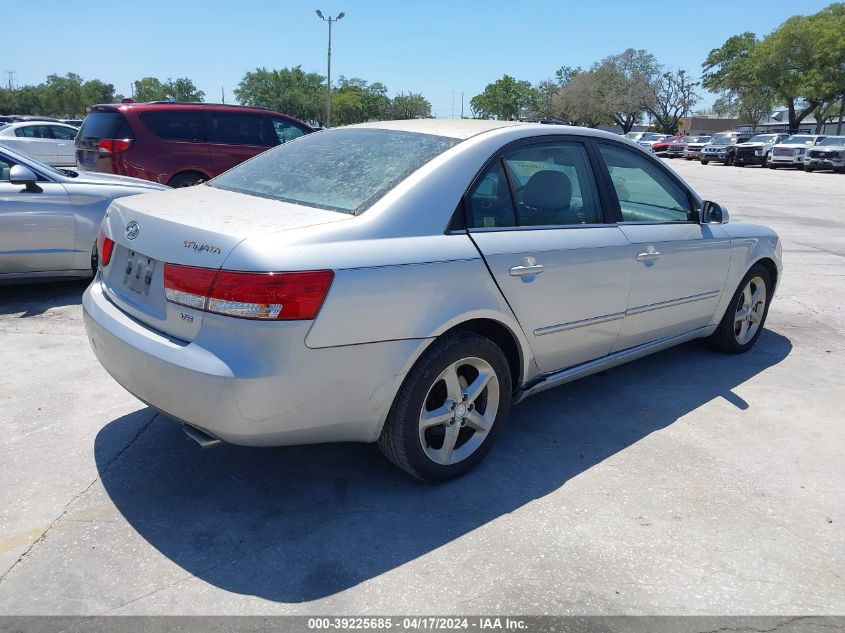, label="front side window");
[209,112,268,146]
[598,143,692,223]
[49,125,77,140]
[270,118,307,144]
[141,111,205,142]
[819,136,845,146]
[211,128,460,215]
